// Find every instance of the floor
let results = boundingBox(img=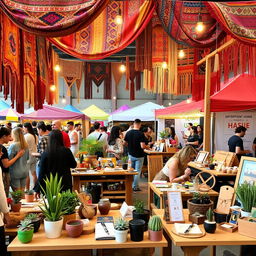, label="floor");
[131,175,241,256]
